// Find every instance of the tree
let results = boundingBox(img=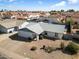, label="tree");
[65,16,73,33]
[0,9,4,12]
[66,21,71,33]
[61,9,64,12]
[49,10,57,15]
[4,9,8,12]
[67,9,75,12]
